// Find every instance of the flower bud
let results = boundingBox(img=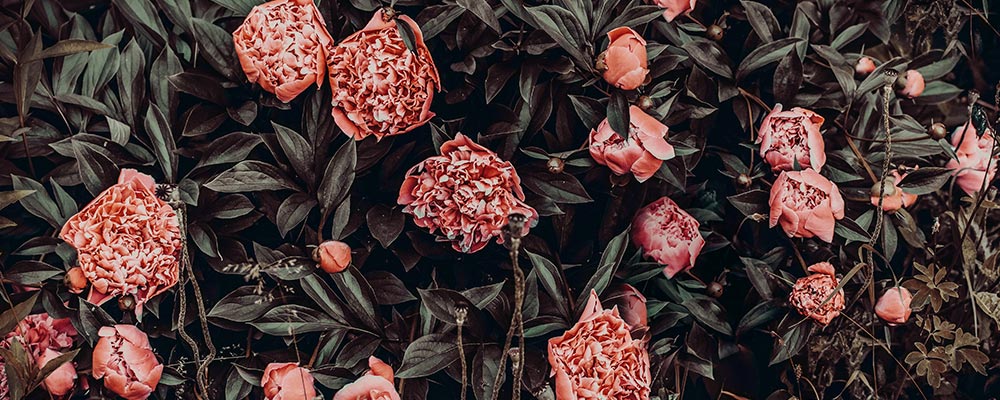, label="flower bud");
[315,240,352,274]
[707,24,724,41]
[929,122,947,140]
[855,56,875,76]
[707,282,724,298]
[547,157,565,174]
[65,267,87,294]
